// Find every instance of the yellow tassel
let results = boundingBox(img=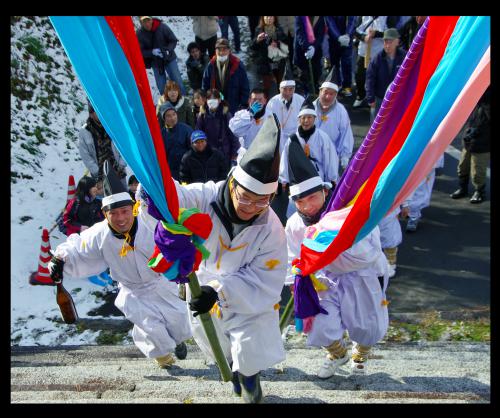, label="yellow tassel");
[209,303,222,318]
[132,200,140,216]
[273,303,280,311]
[381,299,390,306]
[310,273,328,292]
[320,114,328,122]
[304,144,310,158]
